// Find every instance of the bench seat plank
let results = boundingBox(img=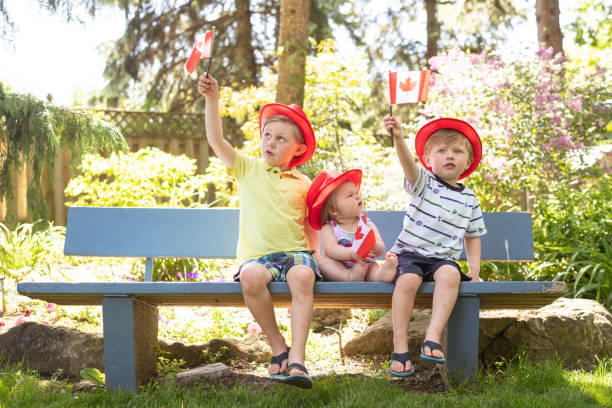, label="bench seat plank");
[18,281,566,309]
